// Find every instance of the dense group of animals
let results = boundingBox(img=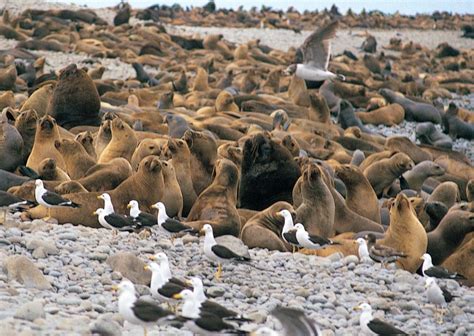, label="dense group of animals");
[0,2,473,335]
